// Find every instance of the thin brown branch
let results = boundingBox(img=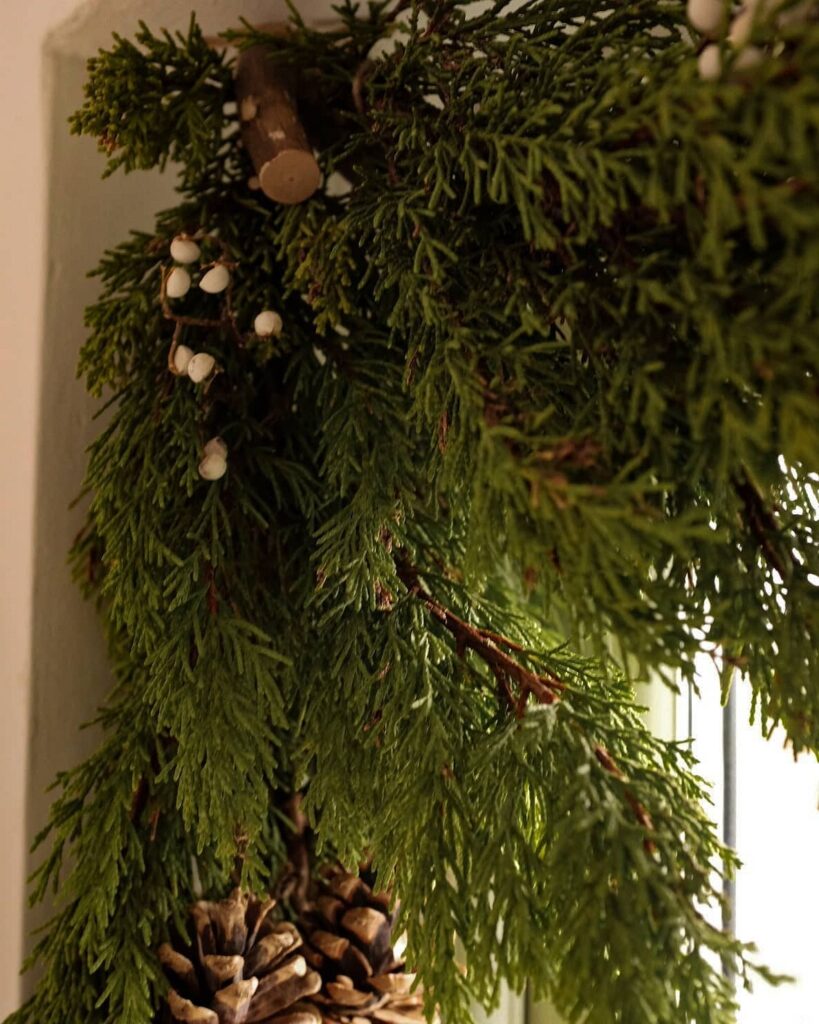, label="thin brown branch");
[231,827,250,887]
[734,469,790,580]
[396,555,564,705]
[419,0,454,40]
[129,777,150,824]
[206,564,219,617]
[274,793,313,913]
[149,808,161,842]
[594,745,657,855]
[166,321,184,374]
[396,554,656,850]
[162,306,227,331]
